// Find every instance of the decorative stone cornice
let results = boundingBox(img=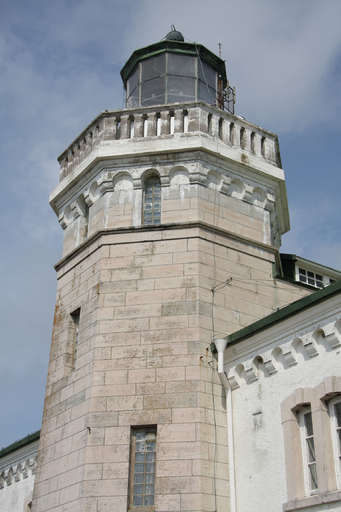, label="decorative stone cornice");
[54,160,279,231]
[0,454,37,489]
[226,317,341,389]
